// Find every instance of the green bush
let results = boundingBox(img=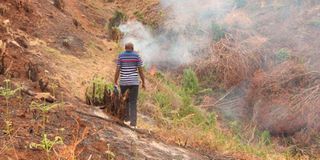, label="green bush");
[275,48,291,63]
[260,130,271,145]
[85,76,113,105]
[176,105,206,125]
[212,23,226,42]
[108,10,127,30]
[229,121,242,138]
[204,113,217,129]
[182,68,199,94]
[154,92,173,117]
